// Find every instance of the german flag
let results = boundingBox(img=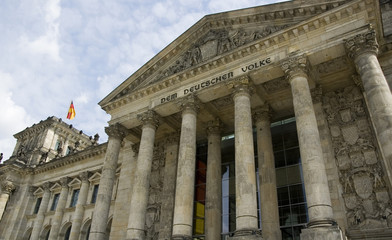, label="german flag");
[67,101,76,120]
